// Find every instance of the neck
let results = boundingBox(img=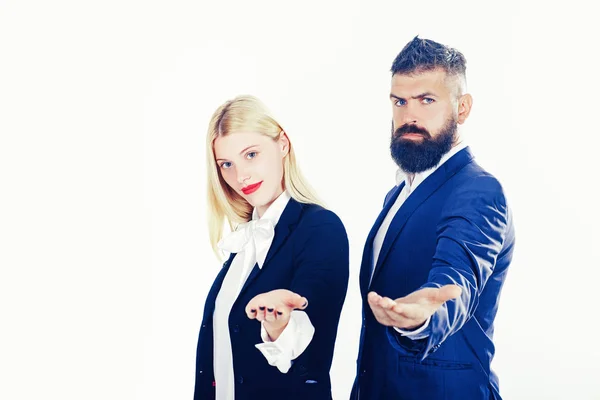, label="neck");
[452,134,463,149]
[255,187,285,218]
